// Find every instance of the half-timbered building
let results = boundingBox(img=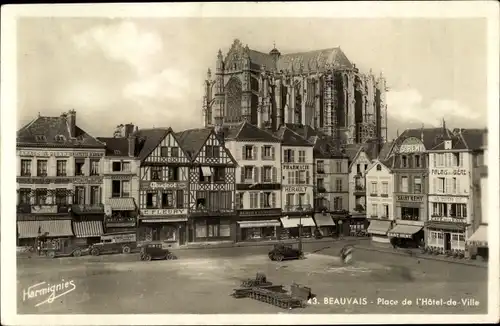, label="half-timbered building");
[97,124,140,236]
[135,128,191,246]
[224,122,282,242]
[175,128,237,243]
[16,110,106,247]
